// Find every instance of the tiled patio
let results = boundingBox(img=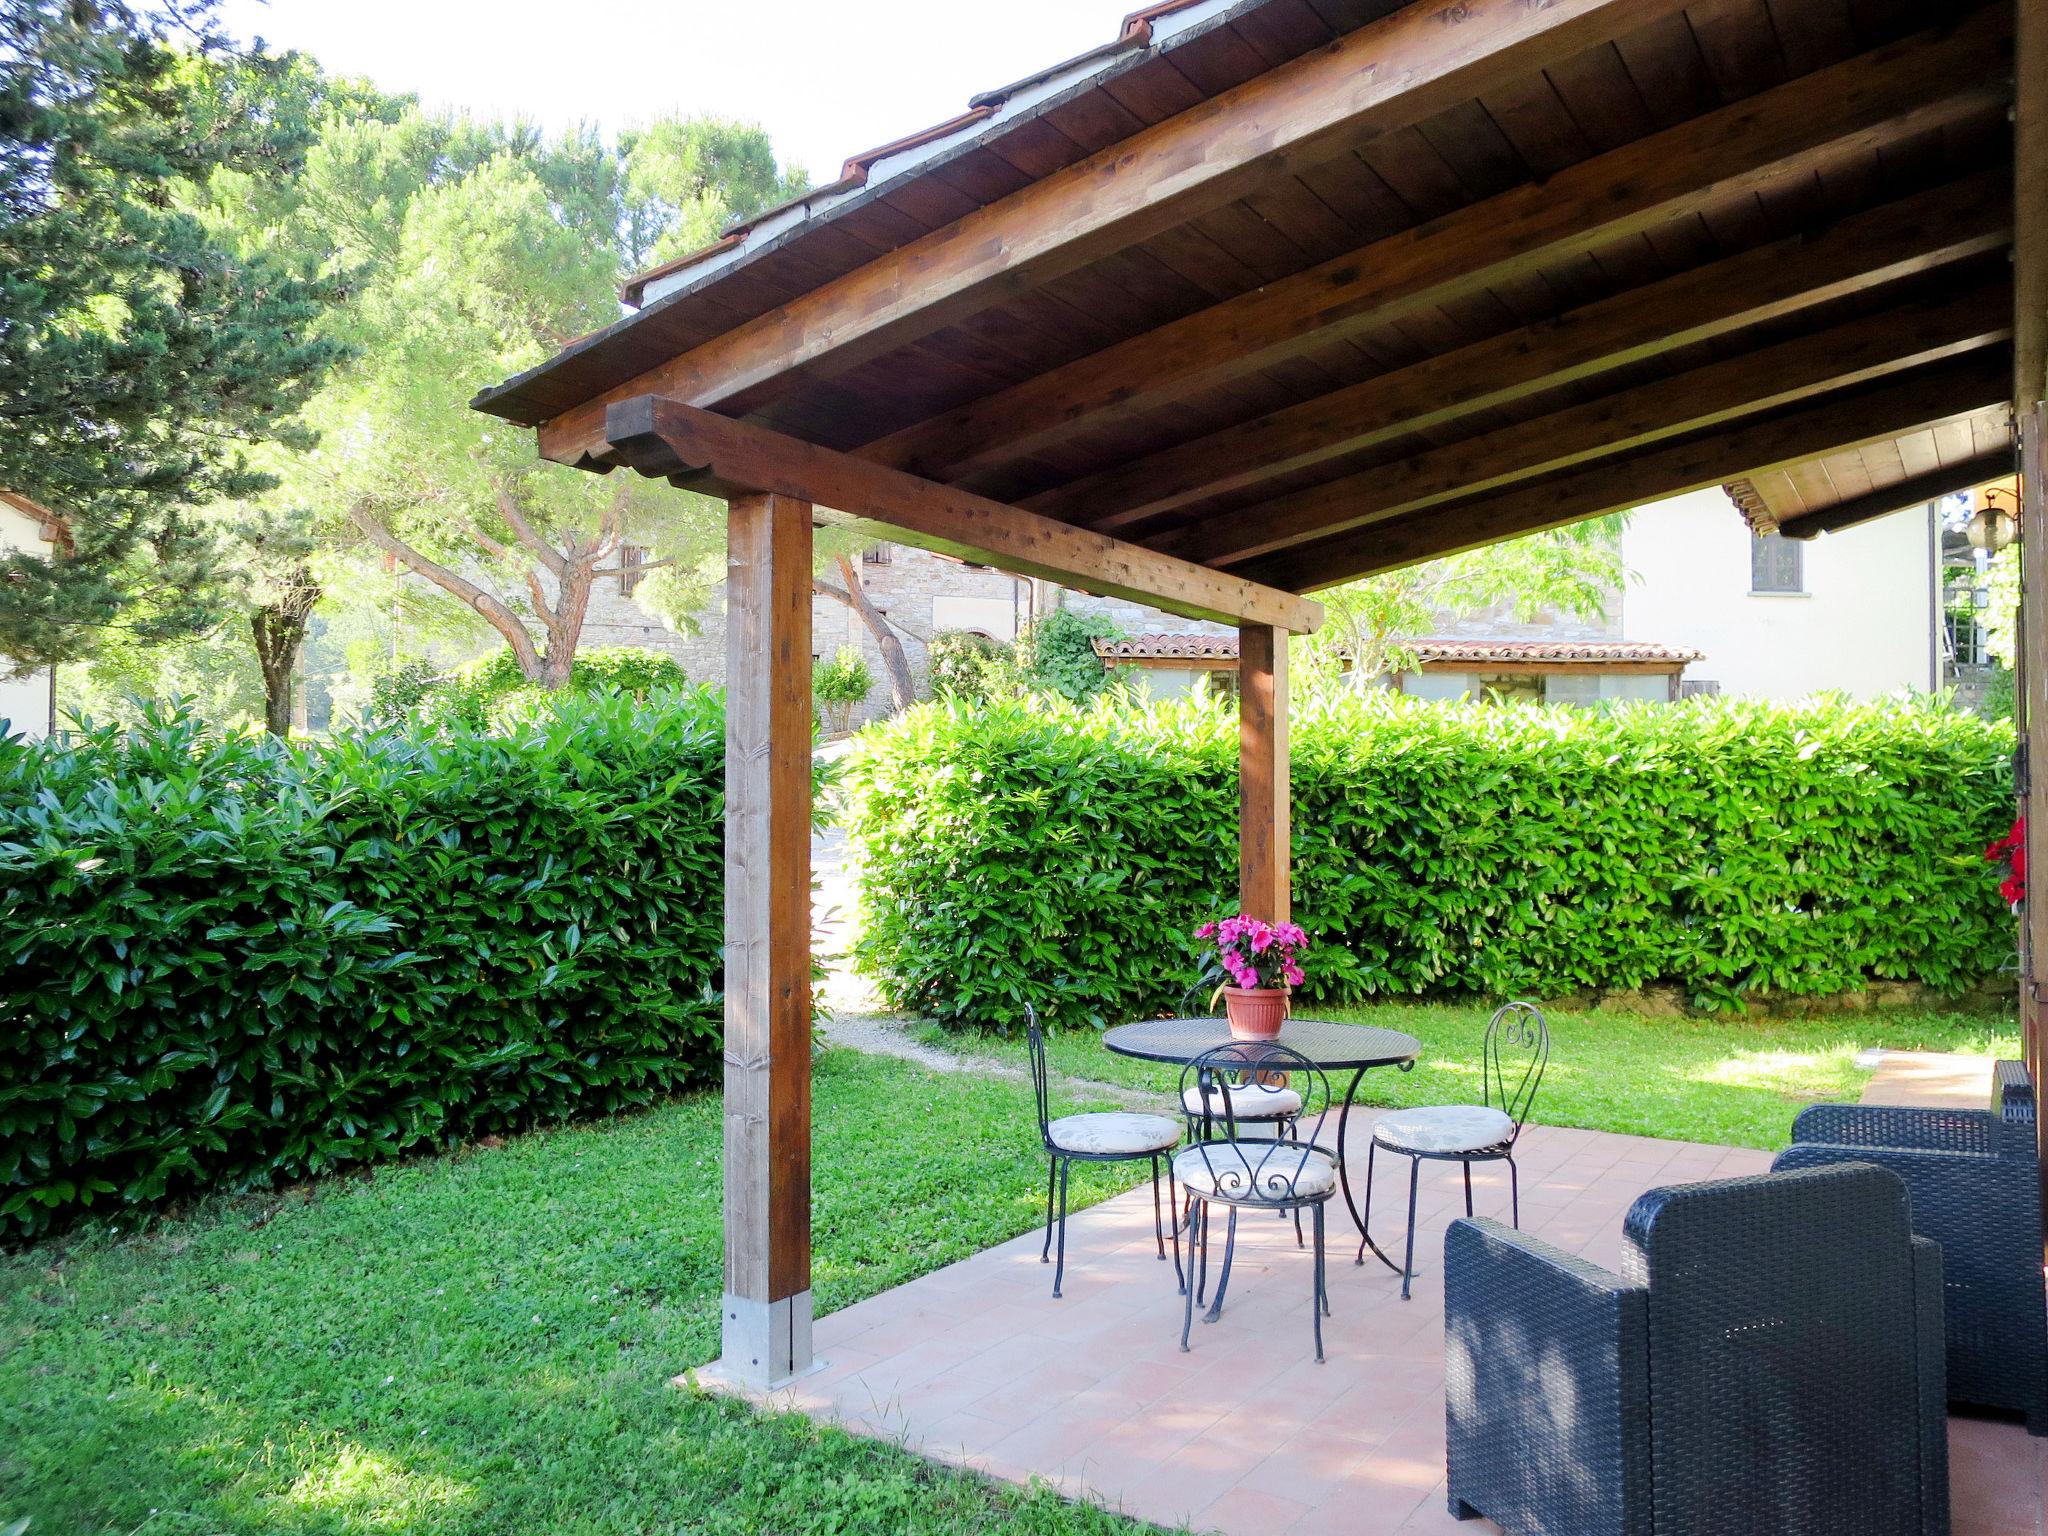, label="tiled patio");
[714,1113,2046,1535]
